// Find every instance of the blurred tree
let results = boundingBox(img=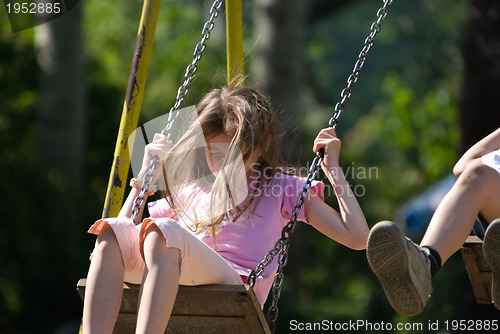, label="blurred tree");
[34,3,86,217]
[0,19,38,333]
[460,0,500,152]
[0,4,91,332]
[251,0,306,163]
